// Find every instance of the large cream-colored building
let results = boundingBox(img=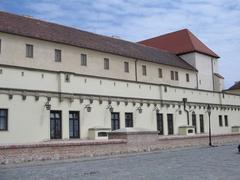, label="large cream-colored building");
[0,11,239,144]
